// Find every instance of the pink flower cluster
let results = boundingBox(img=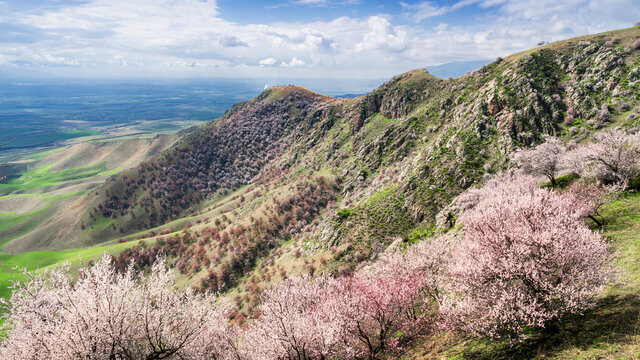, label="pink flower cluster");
[512,128,640,187]
[0,257,236,360]
[441,174,609,339]
[241,237,449,359]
